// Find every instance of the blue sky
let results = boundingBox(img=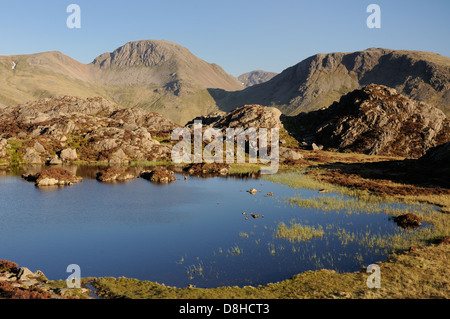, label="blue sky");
[0,0,449,77]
